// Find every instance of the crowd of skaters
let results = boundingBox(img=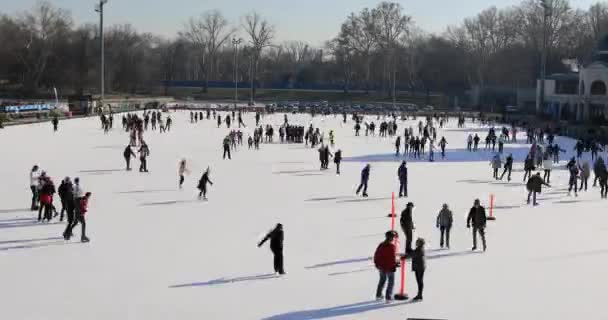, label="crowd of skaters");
[22,106,608,307]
